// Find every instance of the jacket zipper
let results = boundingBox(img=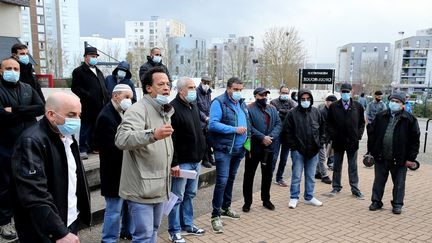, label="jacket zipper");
[229,105,238,154]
